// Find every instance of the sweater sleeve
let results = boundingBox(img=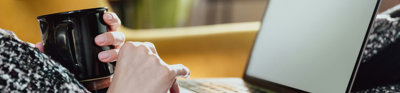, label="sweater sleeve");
[0,29,88,92]
[352,16,400,92]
